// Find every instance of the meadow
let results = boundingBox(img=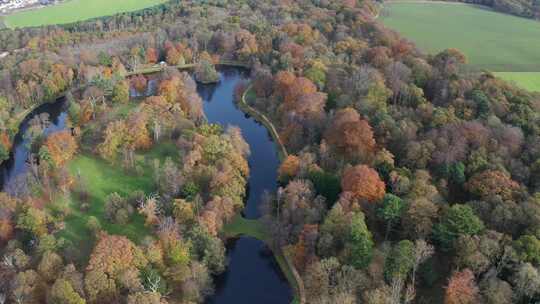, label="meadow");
[494,72,540,91]
[3,0,167,28]
[381,1,540,90]
[57,141,178,259]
